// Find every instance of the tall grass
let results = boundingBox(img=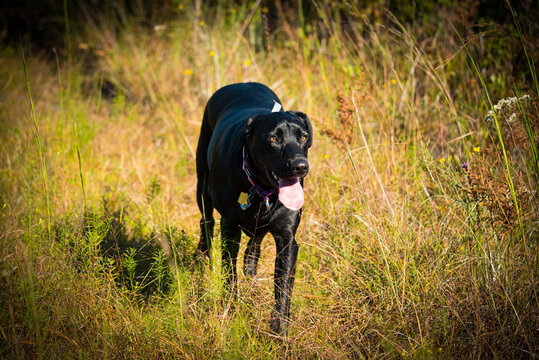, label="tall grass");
[0,2,537,358]
[454,26,526,255]
[21,47,52,240]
